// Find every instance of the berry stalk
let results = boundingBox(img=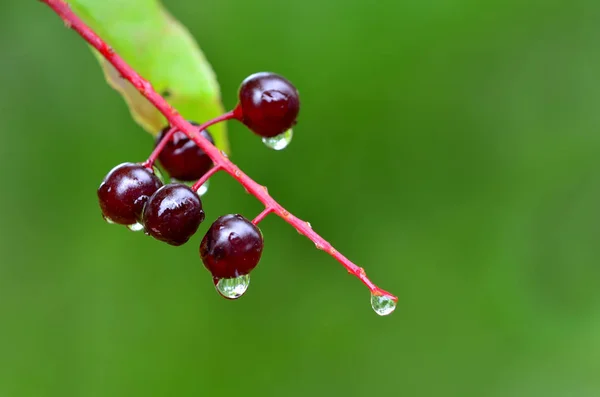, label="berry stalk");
[144,111,235,170]
[41,0,397,302]
[143,126,176,169]
[252,207,273,225]
[191,165,221,191]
